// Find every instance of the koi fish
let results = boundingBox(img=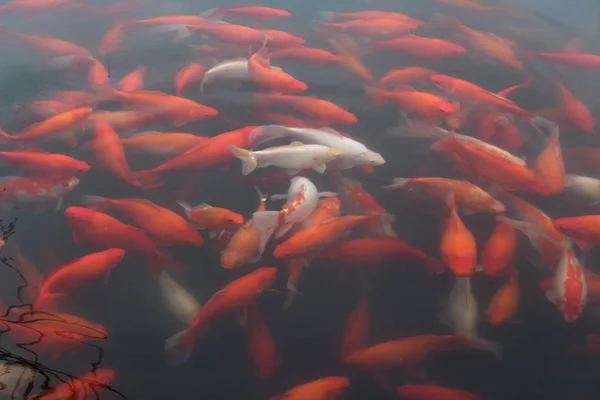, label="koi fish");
[165,267,277,366]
